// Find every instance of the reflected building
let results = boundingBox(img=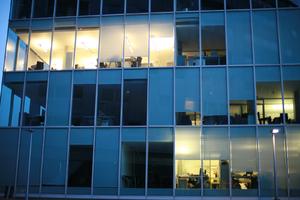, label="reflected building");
[0,0,300,199]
